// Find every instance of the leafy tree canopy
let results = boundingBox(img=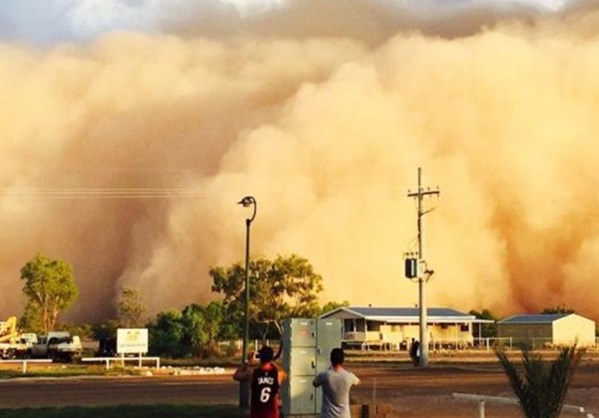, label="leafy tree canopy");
[147,301,237,358]
[469,308,498,338]
[210,254,324,339]
[180,304,208,355]
[469,309,498,320]
[194,301,237,344]
[147,309,187,358]
[20,253,78,333]
[540,304,575,314]
[91,319,120,341]
[118,287,146,328]
[319,300,350,316]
